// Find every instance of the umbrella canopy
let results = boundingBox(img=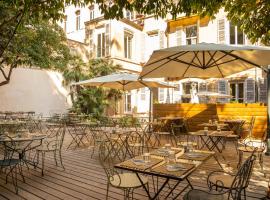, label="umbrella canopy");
[72,72,174,90]
[140,43,270,79]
